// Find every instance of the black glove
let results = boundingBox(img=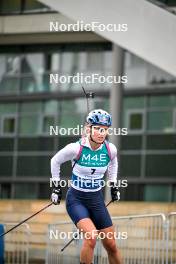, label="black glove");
[110,182,120,202]
[51,184,62,205]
